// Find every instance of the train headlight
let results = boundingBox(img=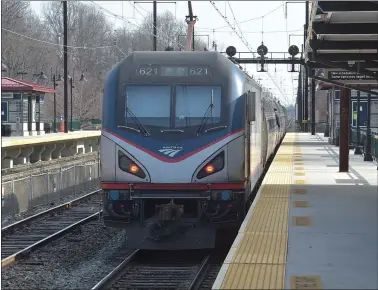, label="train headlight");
[197,151,225,179]
[118,151,146,179]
